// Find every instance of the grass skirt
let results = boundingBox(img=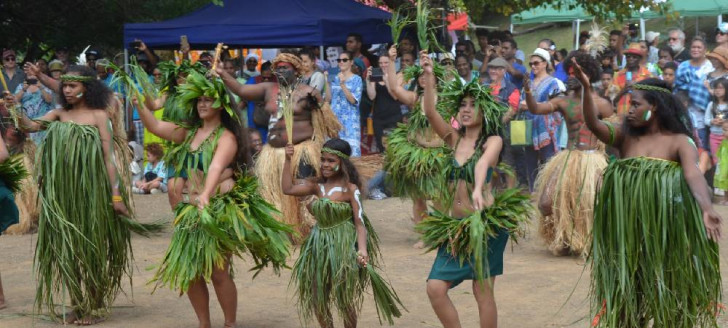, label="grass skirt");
[5,142,39,235]
[292,198,404,325]
[591,157,721,327]
[254,140,320,241]
[34,121,144,320]
[535,149,607,255]
[416,188,533,284]
[384,111,449,200]
[0,155,27,233]
[152,175,293,293]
